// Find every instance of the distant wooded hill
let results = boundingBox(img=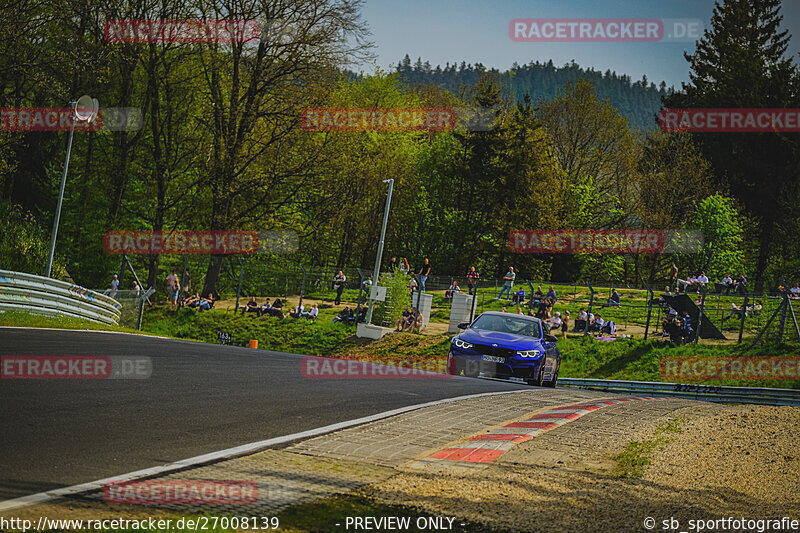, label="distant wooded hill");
[377,56,672,132]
